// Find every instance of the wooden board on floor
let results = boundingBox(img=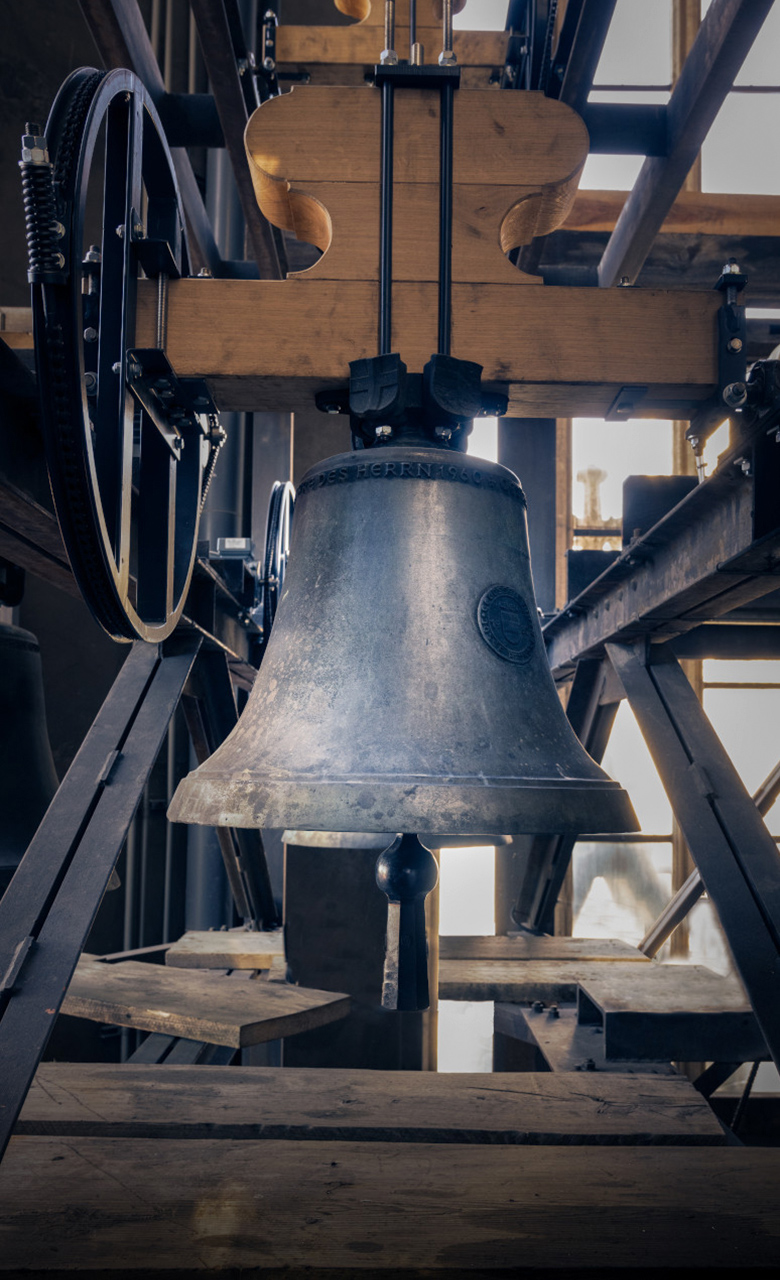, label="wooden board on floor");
[439,936,649,962]
[1,1138,778,1272]
[166,930,285,970]
[578,965,767,1063]
[61,956,348,1048]
[18,1063,722,1145]
[439,959,658,1003]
